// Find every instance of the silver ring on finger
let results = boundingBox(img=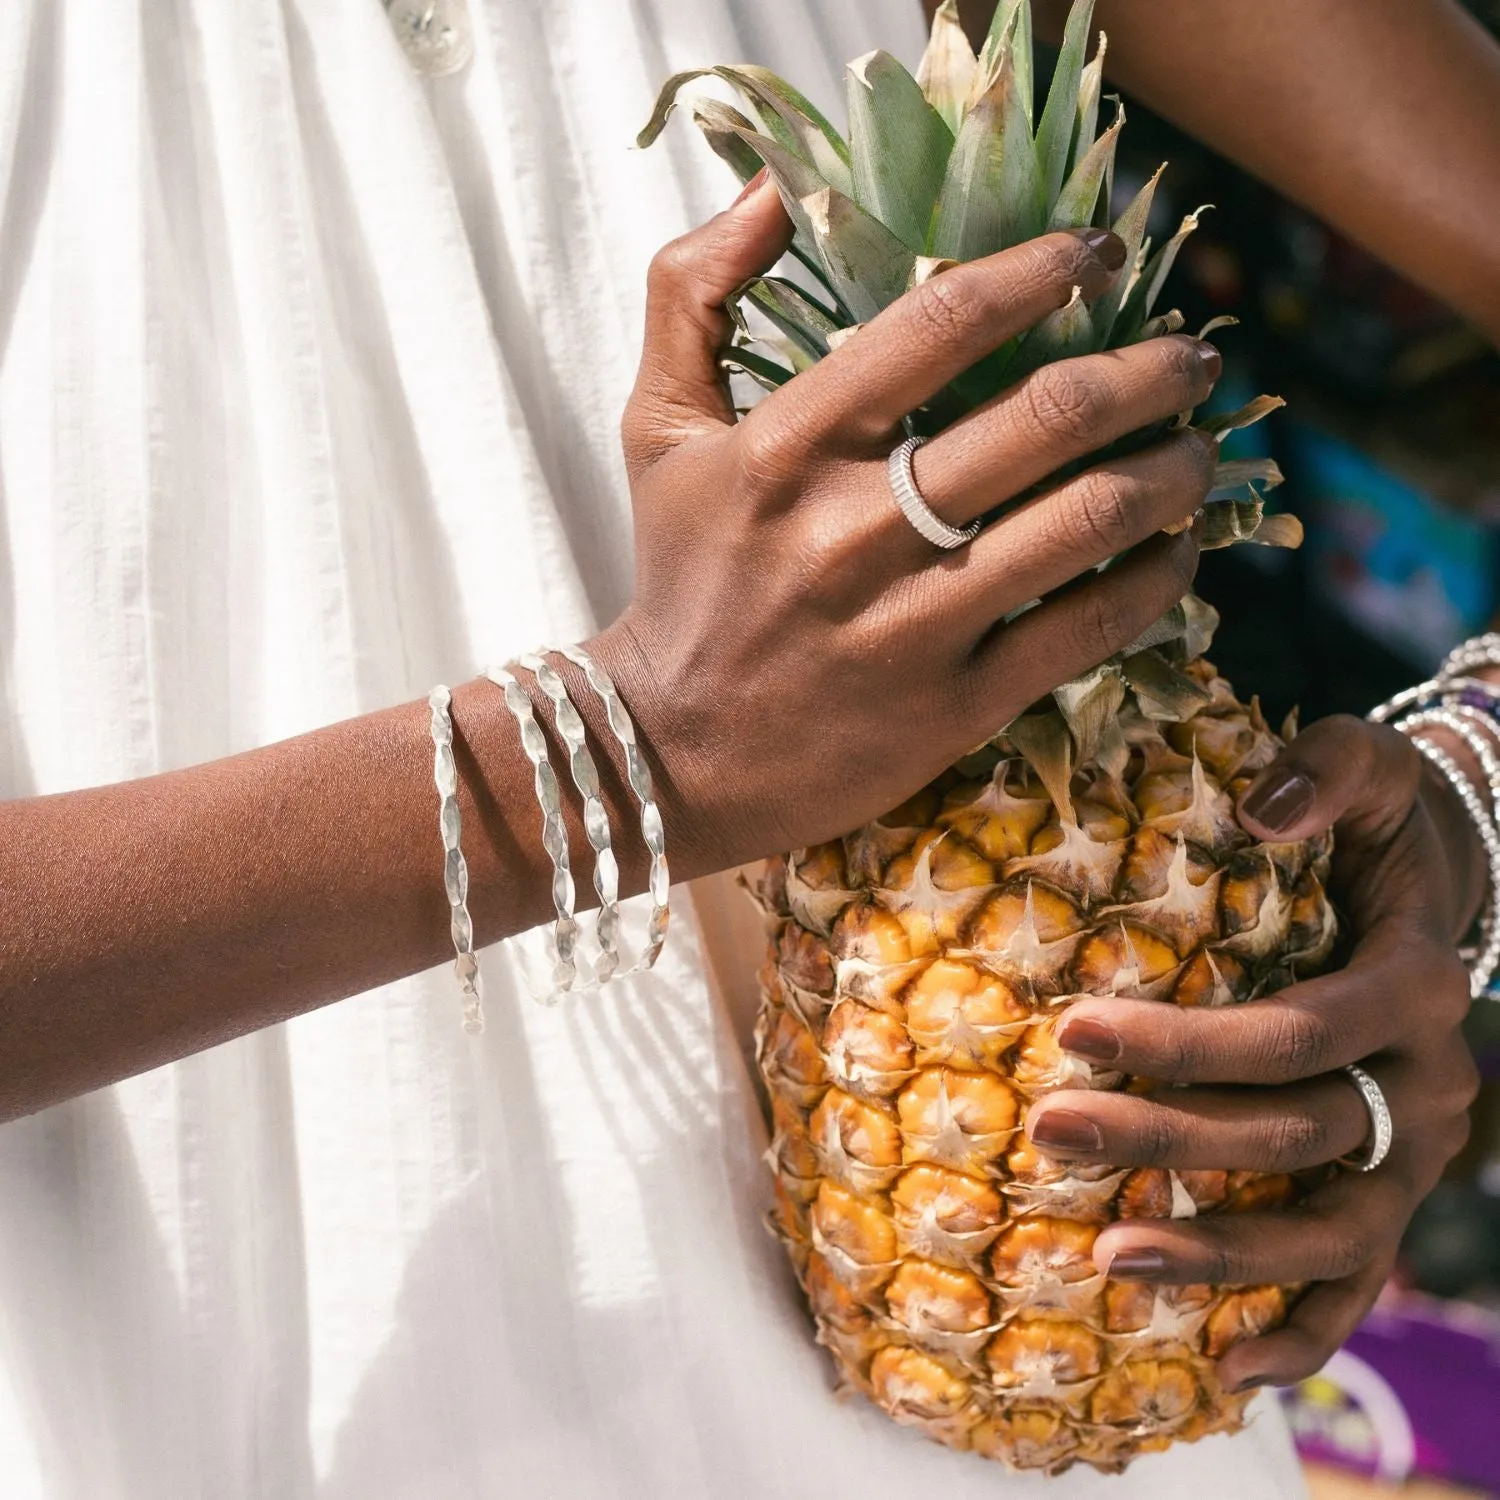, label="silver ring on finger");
[887,436,981,551]
[1339,1064,1394,1173]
